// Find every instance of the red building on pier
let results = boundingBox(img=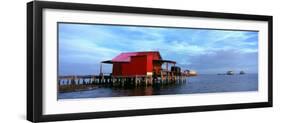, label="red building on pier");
[102,51,176,77]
